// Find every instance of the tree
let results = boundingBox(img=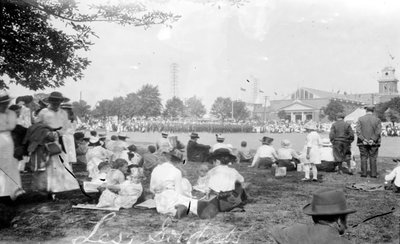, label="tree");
[124,92,140,117]
[0,0,180,90]
[323,100,345,121]
[163,97,185,118]
[384,108,400,125]
[72,100,91,120]
[110,96,125,120]
[136,84,162,117]
[277,110,287,120]
[376,97,400,122]
[210,97,232,121]
[185,96,206,118]
[92,99,113,118]
[232,100,249,121]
